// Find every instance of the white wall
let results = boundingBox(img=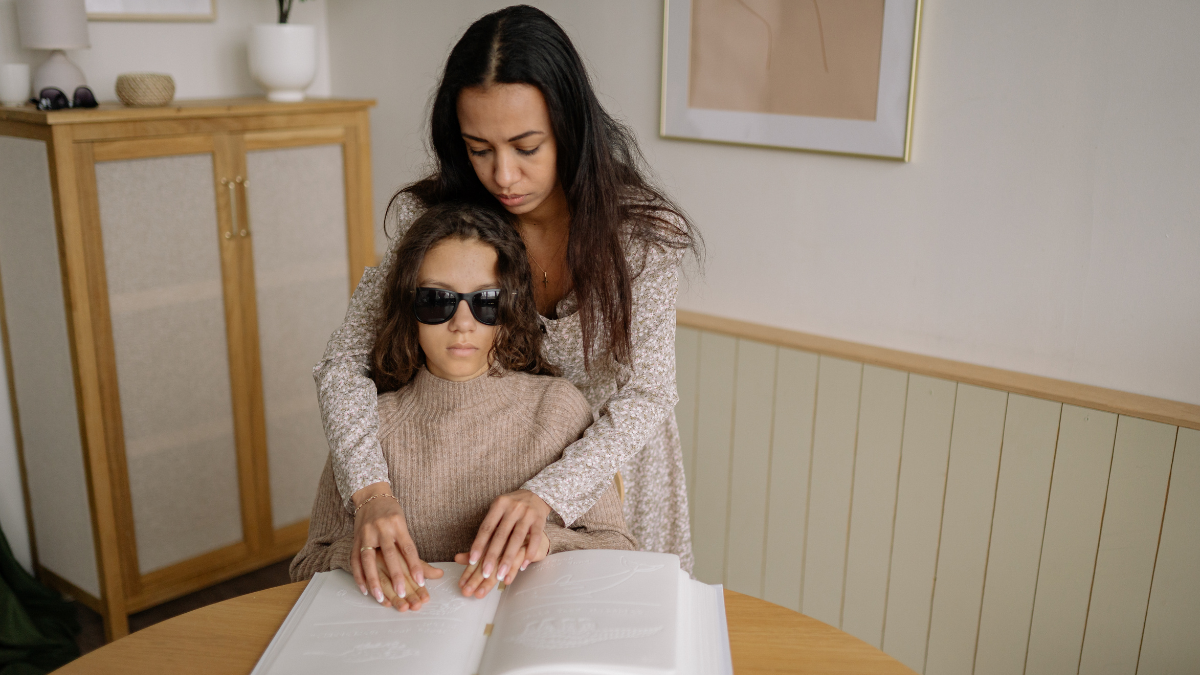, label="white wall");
[0,0,332,101]
[0,0,334,574]
[327,0,1200,407]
